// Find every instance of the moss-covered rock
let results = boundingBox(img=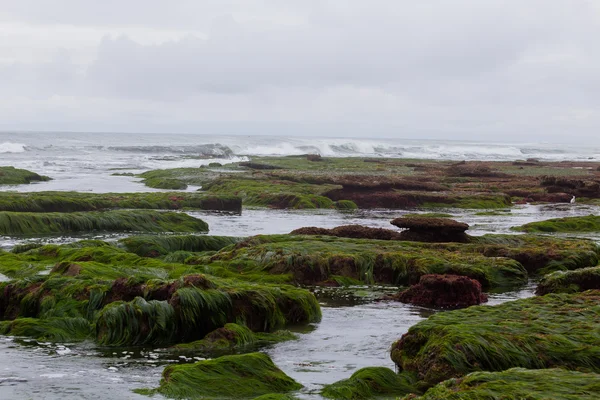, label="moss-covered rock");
[514,215,600,233]
[119,235,240,258]
[406,368,600,400]
[139,352,302,399]
[391,291,600,388]
[174,323,296,352]
[321,367,417,399]
[536,266,600,295]
[0,192,241,213]
[0,166,50,185]
[0,210,209,236]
